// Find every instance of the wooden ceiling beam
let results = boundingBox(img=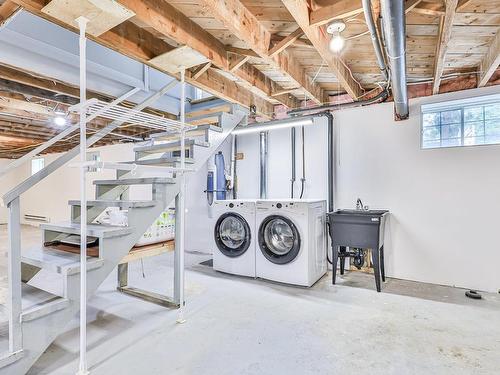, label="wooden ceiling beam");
[405,0,423,13]
[0,0,20,26]
[11,0,276,116]
[433,0,459,94]
[198,0,323,104]
[281,0,363,99]
[113,0,297,110]
[268,28,304,57]
[478,31,500,87]
[309,0,364,27]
